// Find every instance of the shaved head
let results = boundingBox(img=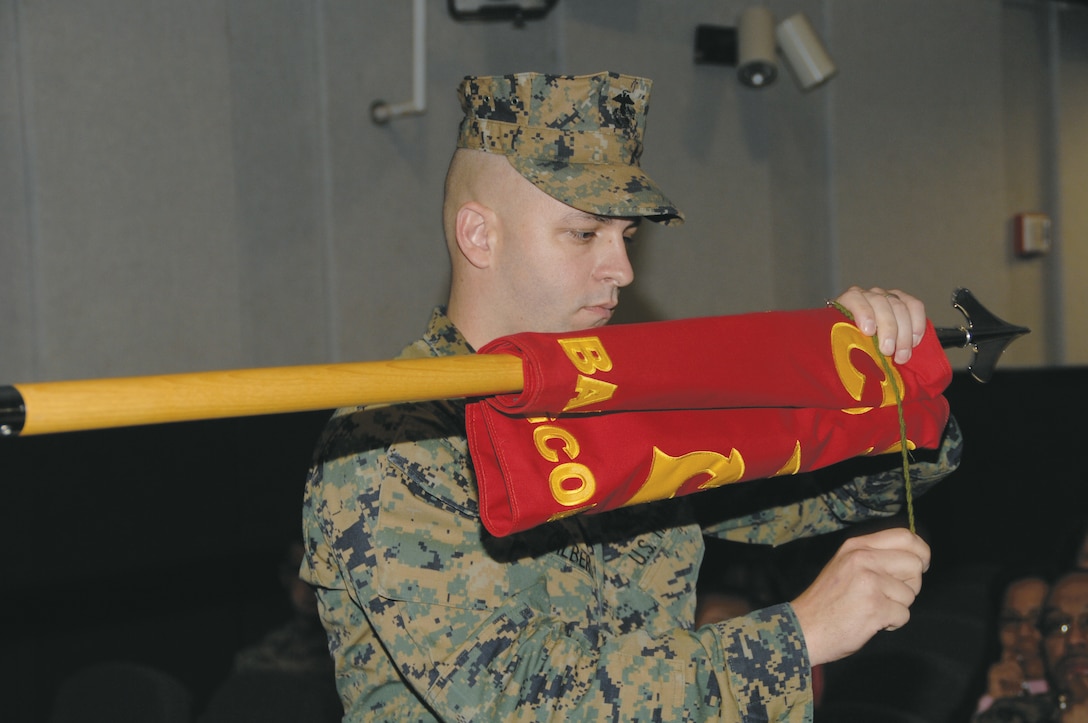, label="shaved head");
[443,149,522,255]
[438,148,638,349]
